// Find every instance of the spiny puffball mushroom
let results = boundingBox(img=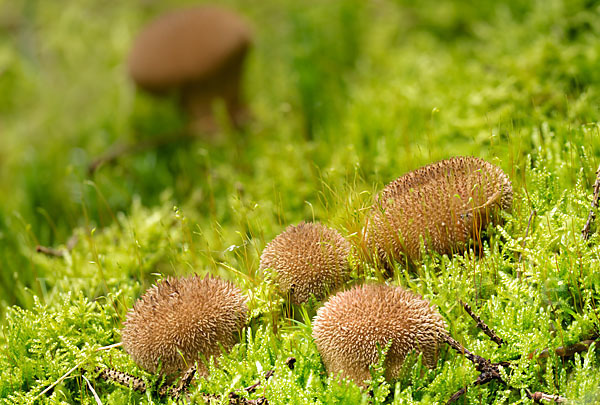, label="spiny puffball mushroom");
[121,275,247,377]
[259,222,352,305]
[312,284,447,387]
[365,156,512,267]
[127,5,252,133]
